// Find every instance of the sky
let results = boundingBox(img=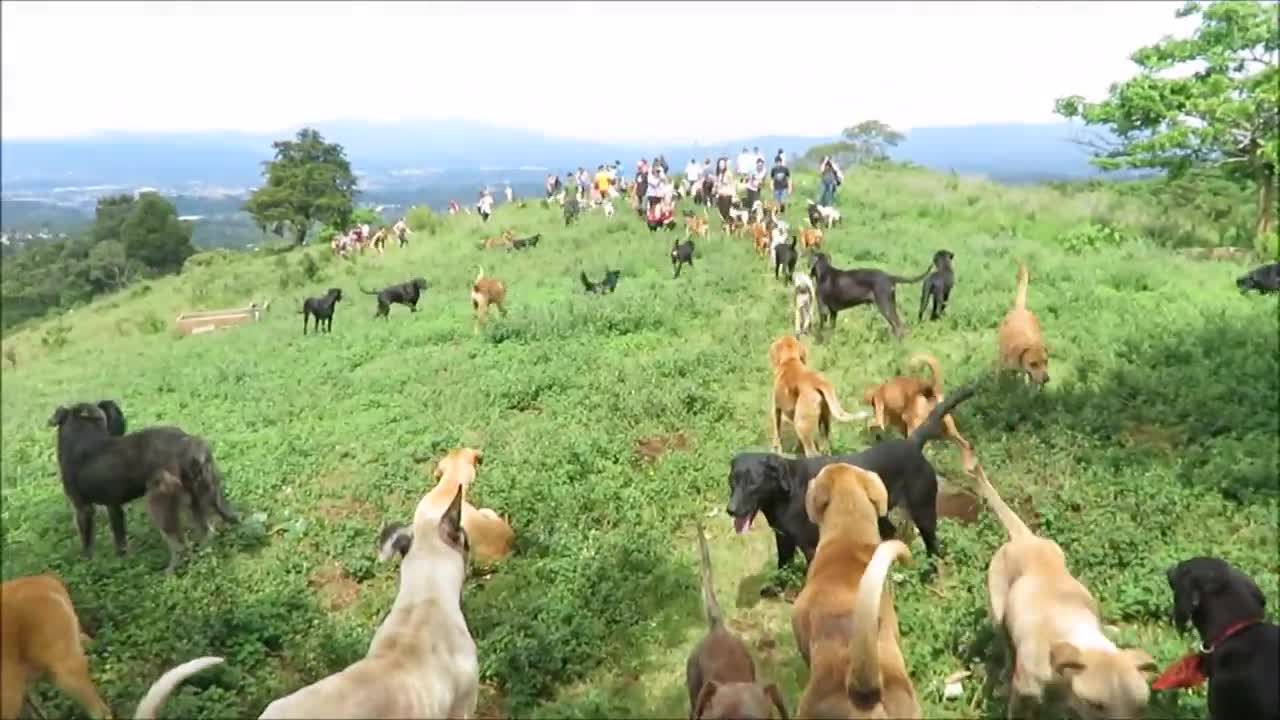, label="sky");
[1,1,1196,144]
